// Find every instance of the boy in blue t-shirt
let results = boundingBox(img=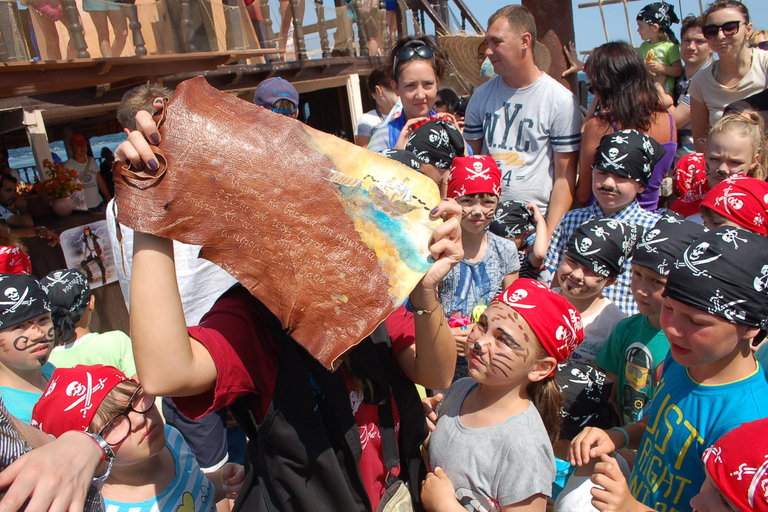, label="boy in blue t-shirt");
[595,213,705,426]
[0,274,56,424]
[567,226,768,512]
